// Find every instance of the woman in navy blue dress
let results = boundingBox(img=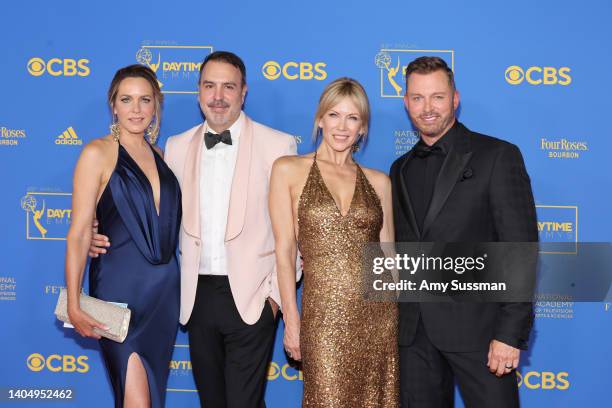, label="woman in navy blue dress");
[65,65,181,407]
